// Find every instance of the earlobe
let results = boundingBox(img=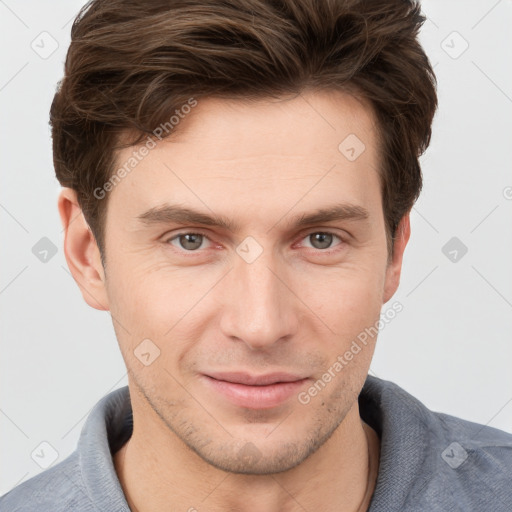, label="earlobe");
[383,213,411,304]
[58,188,110,311]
